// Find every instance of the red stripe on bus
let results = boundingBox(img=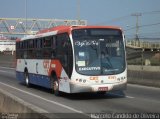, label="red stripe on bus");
[48,60,62,78]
